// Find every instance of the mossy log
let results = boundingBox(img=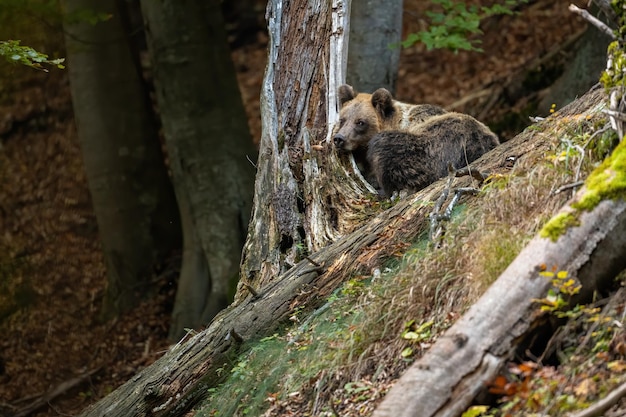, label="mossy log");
[373,199,626,417]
